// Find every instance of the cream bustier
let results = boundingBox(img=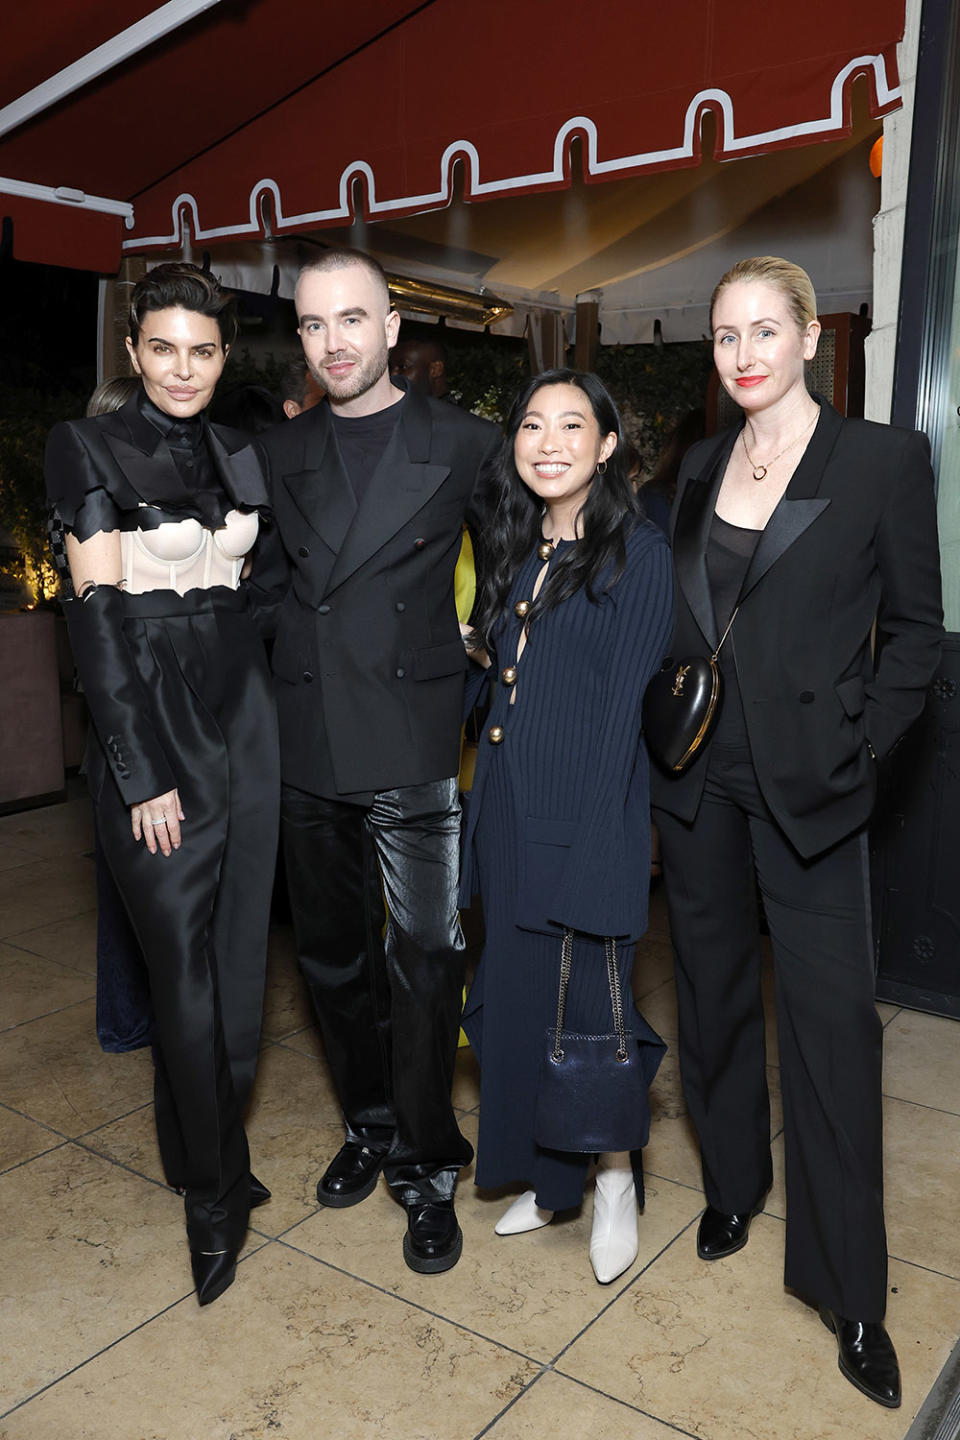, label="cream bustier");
[121,509,259,596]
